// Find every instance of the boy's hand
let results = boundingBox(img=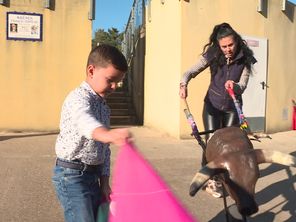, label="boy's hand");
[109,128,133,146]
[92,127,133,146]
